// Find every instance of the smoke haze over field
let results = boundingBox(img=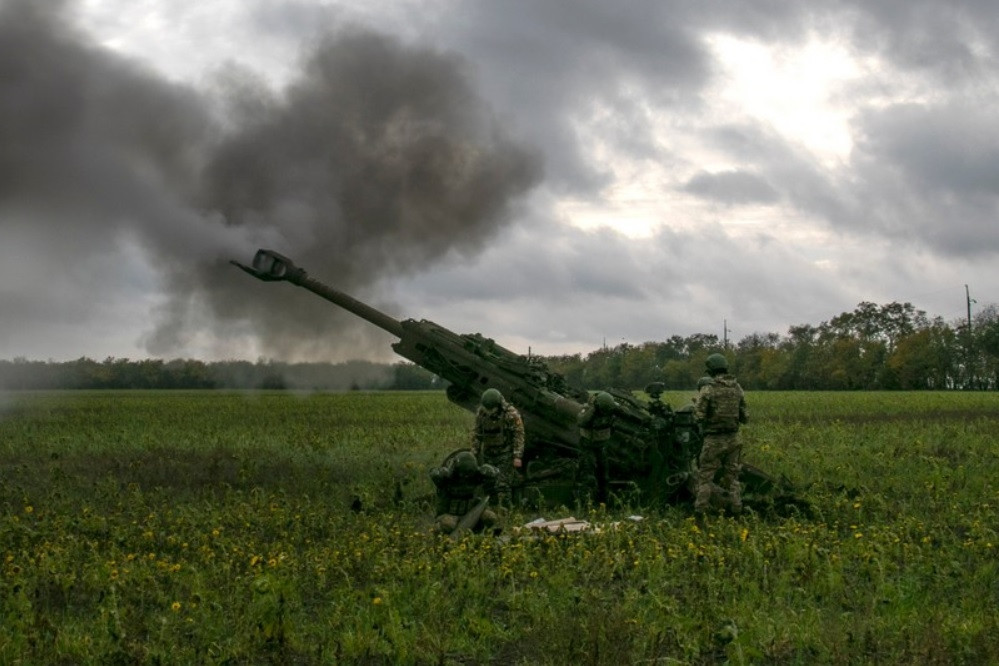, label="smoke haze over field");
[2,0,999,361]
[0,0,539,360]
